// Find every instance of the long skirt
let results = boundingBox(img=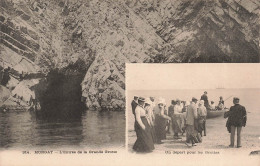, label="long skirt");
[133,117,155,152]
[154,115,167,142]
[150,125,157,143]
